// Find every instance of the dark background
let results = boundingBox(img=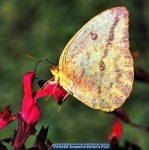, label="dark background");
[0,0,149,149]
